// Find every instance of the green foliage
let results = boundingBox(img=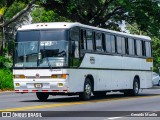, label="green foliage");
[41,0,160,35]
[0,55,12,69]
[0,69,13,90]
[152,37,160,73]
[31,7,70,23]
[4,1,26,21]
